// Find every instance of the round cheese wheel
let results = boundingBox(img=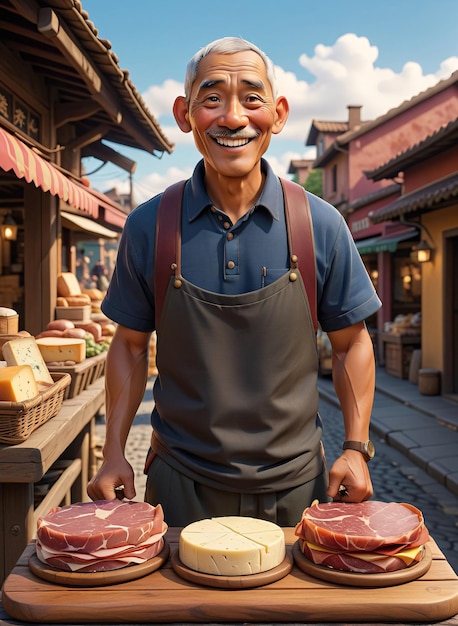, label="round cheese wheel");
[179,516,285,576]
